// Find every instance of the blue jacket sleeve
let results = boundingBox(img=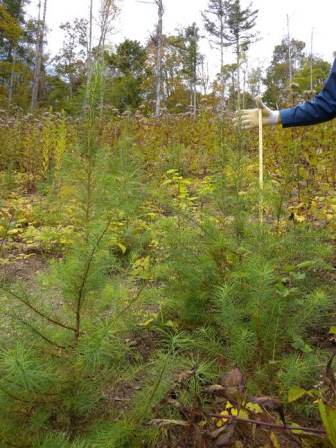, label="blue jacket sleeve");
[280,59,336,127]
